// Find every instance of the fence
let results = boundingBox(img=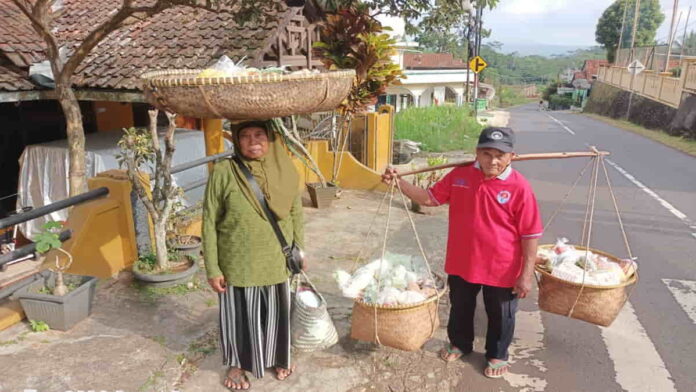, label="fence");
[615,45,696,72]
[597,59,696,108]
